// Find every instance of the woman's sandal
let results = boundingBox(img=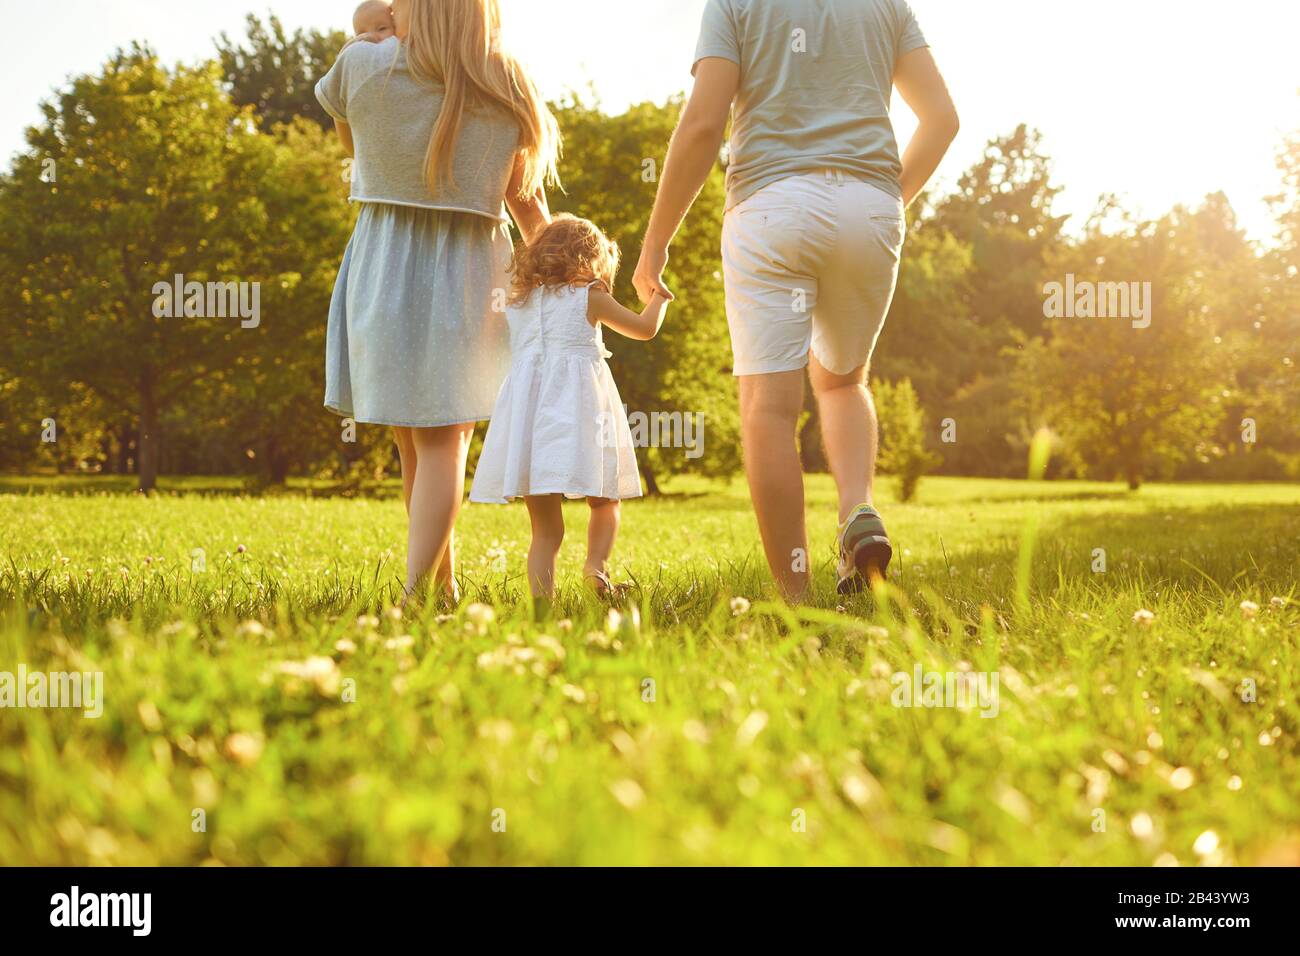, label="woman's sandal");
[398,579,461,612]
